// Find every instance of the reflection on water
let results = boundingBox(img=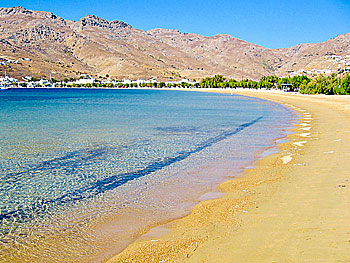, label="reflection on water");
[0,89,296,262]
